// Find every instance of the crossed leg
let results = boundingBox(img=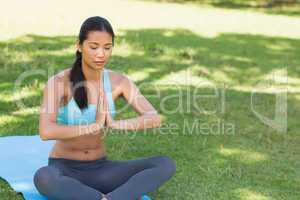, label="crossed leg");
[34,155,176,200]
